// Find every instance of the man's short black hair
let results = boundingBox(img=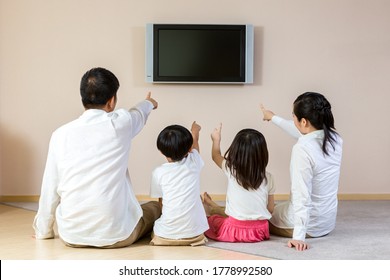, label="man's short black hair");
[80,67,119,109]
